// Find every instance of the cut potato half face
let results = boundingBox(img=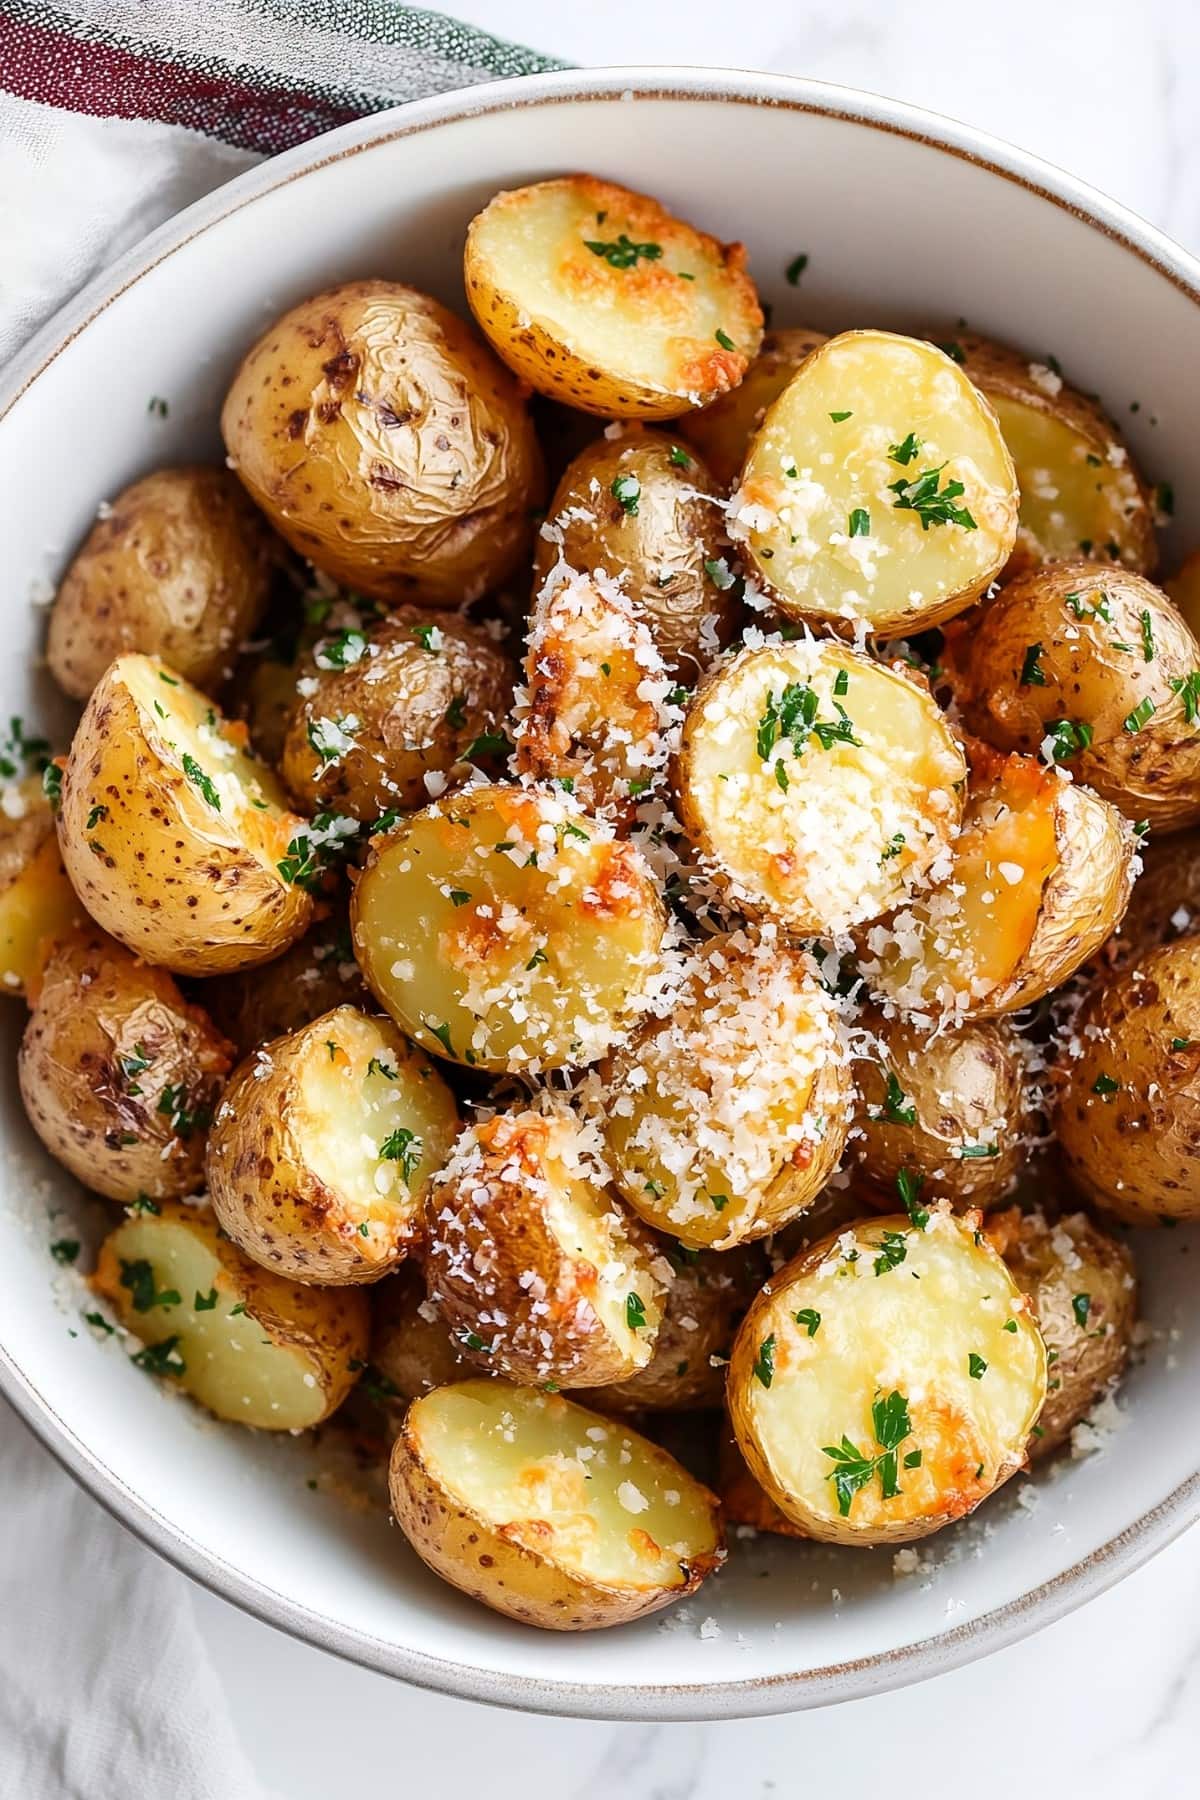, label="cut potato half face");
[57,654,313,975]
[206,1006,459,1285]
[426,1103,666,1388]
[860,748,1135,1018]
[732,330,1017,634]
[727,1211,1046,1545]
[351,784,666,1071]
[390,1380,726,1629]
[0,775,82,996]
[464,176,763,419]
[592,929,852,1248]
[92,1202,369,1430]
[676,638,966,933]
[678,327,827,488]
